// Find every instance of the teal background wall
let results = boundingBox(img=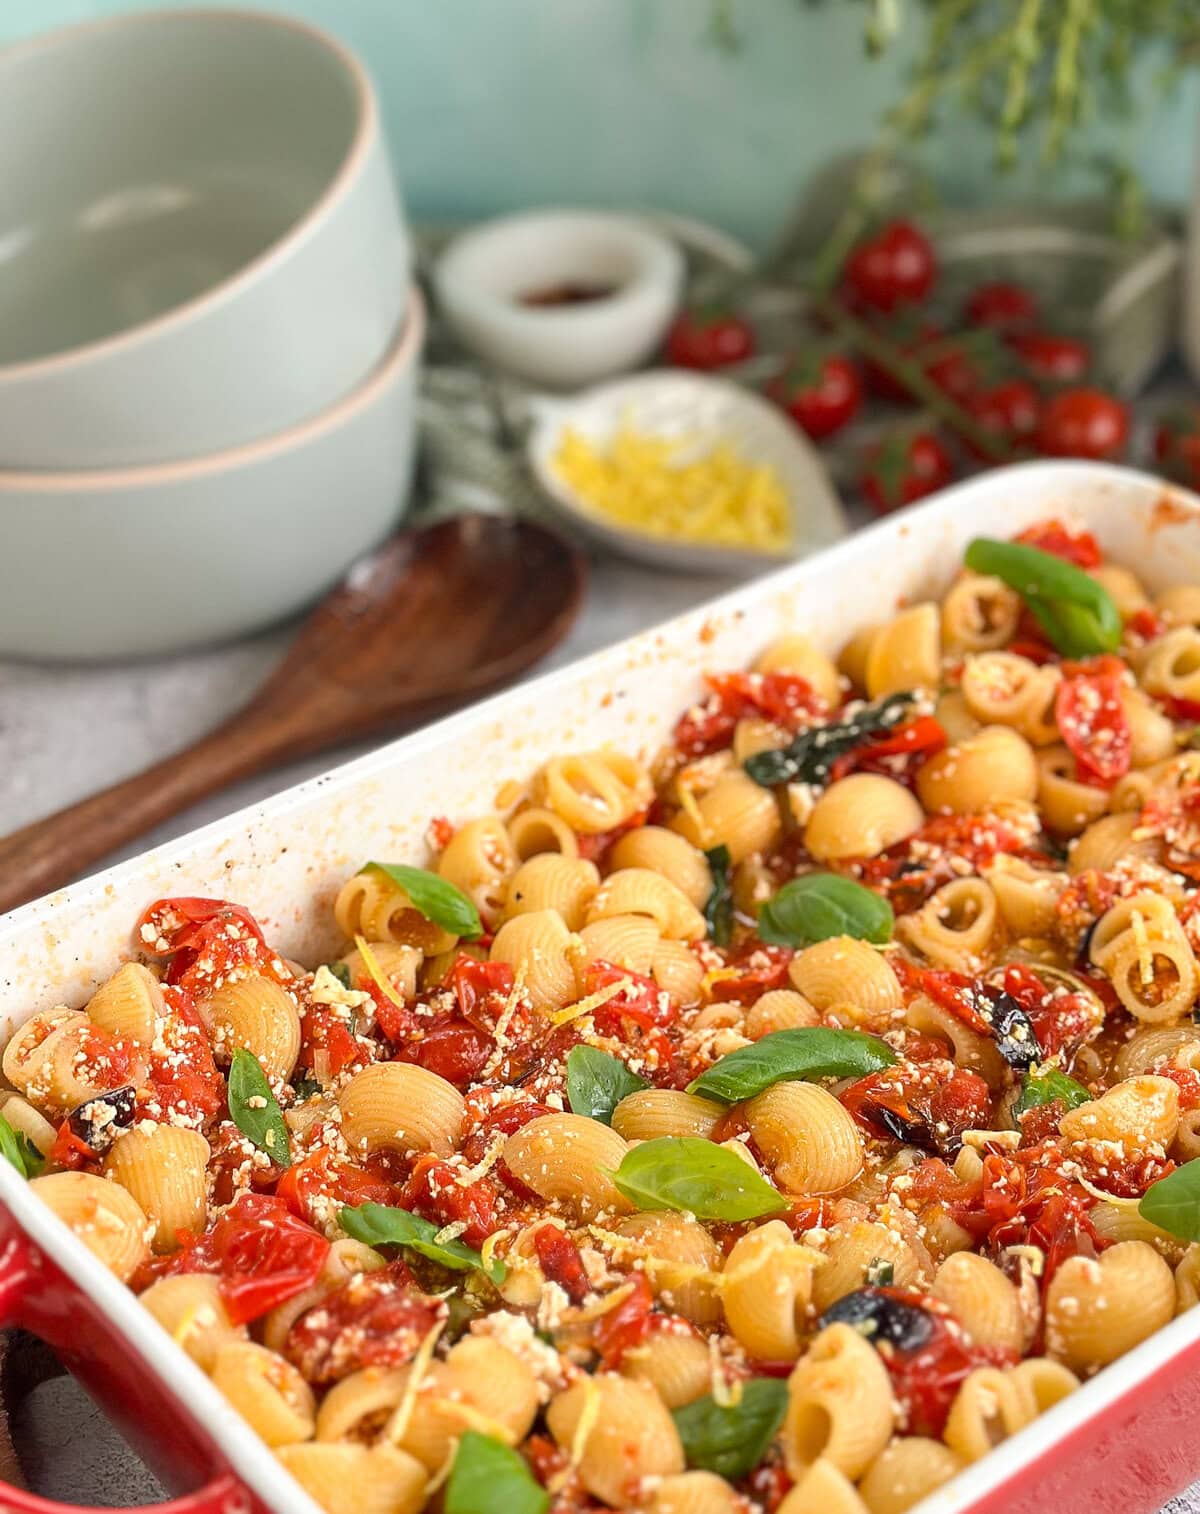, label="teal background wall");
[5,0,1198,252]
